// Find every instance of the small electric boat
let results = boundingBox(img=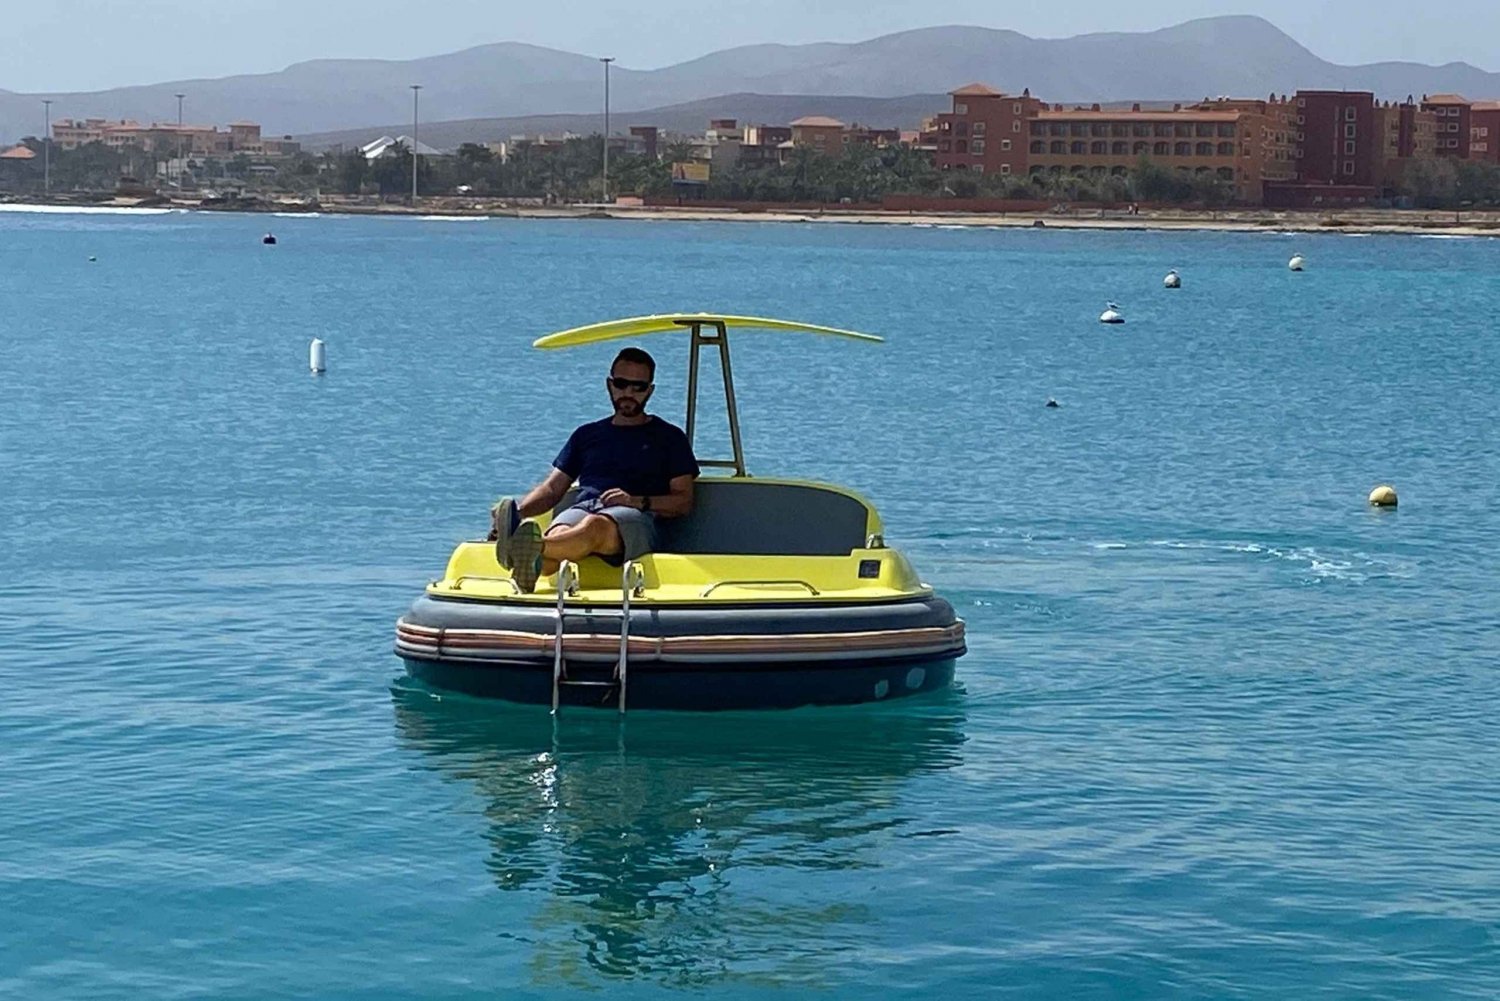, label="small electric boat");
[394,314,966,712]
